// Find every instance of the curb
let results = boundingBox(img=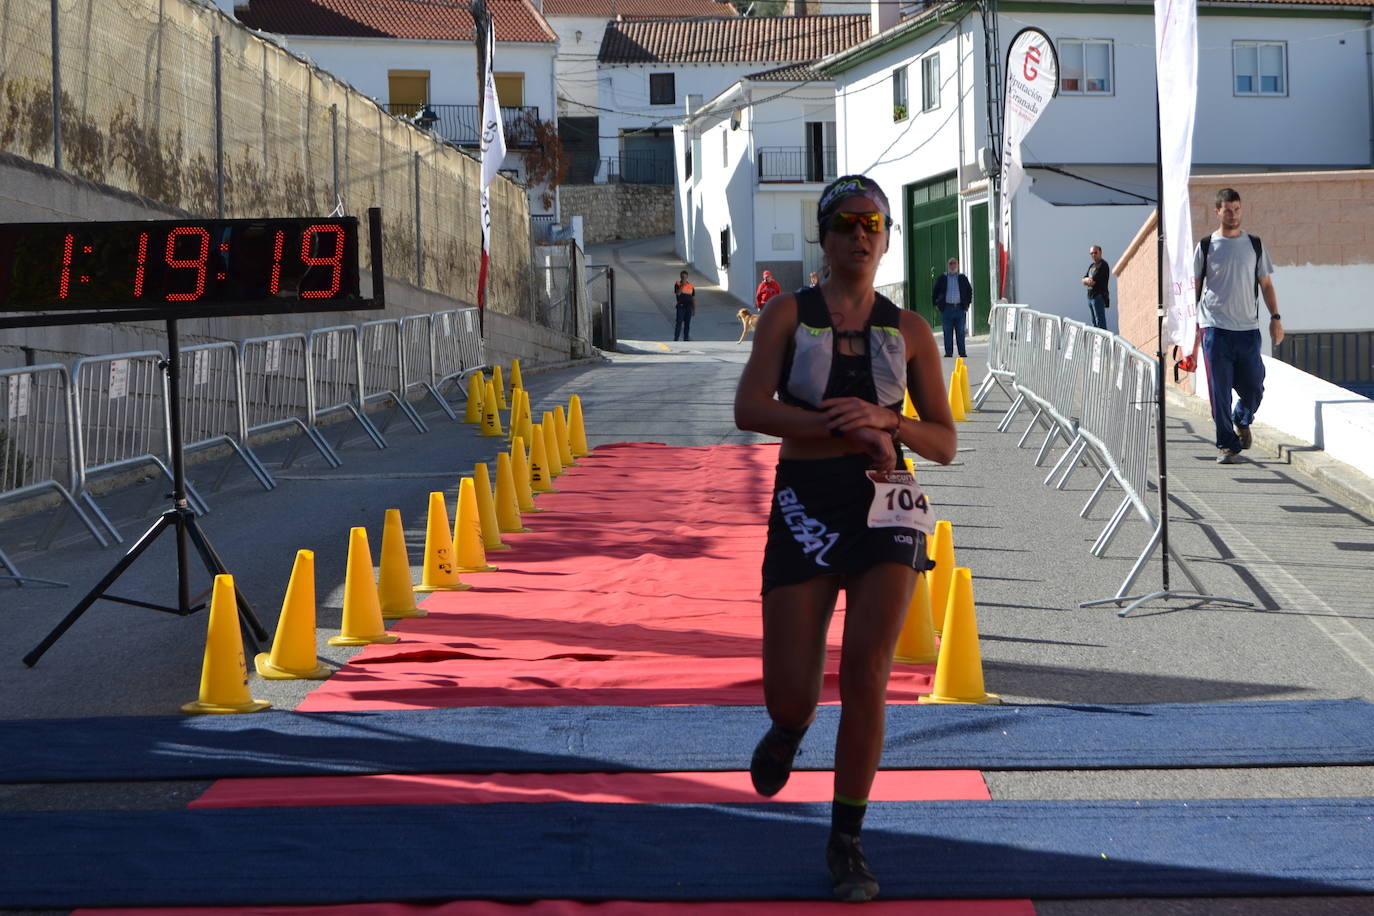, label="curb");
[1166,387,1374,521]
